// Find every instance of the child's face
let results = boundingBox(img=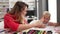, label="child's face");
[43,15,50,23]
